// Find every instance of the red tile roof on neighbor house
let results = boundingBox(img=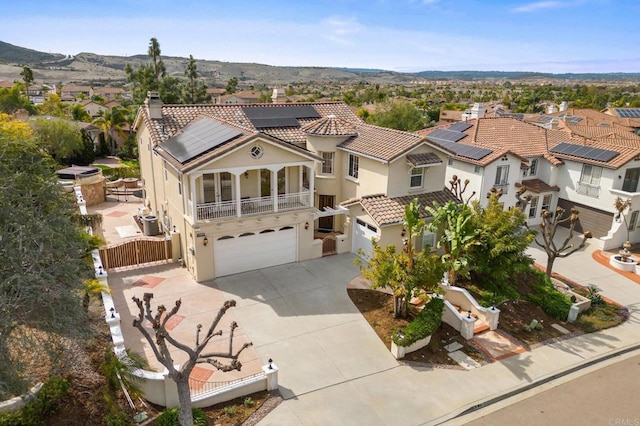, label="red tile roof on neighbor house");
[339,123,426,162]
[423,116,640,170]
[406,152,442,167]
[301,115,358,136]
[342,190,459,227]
